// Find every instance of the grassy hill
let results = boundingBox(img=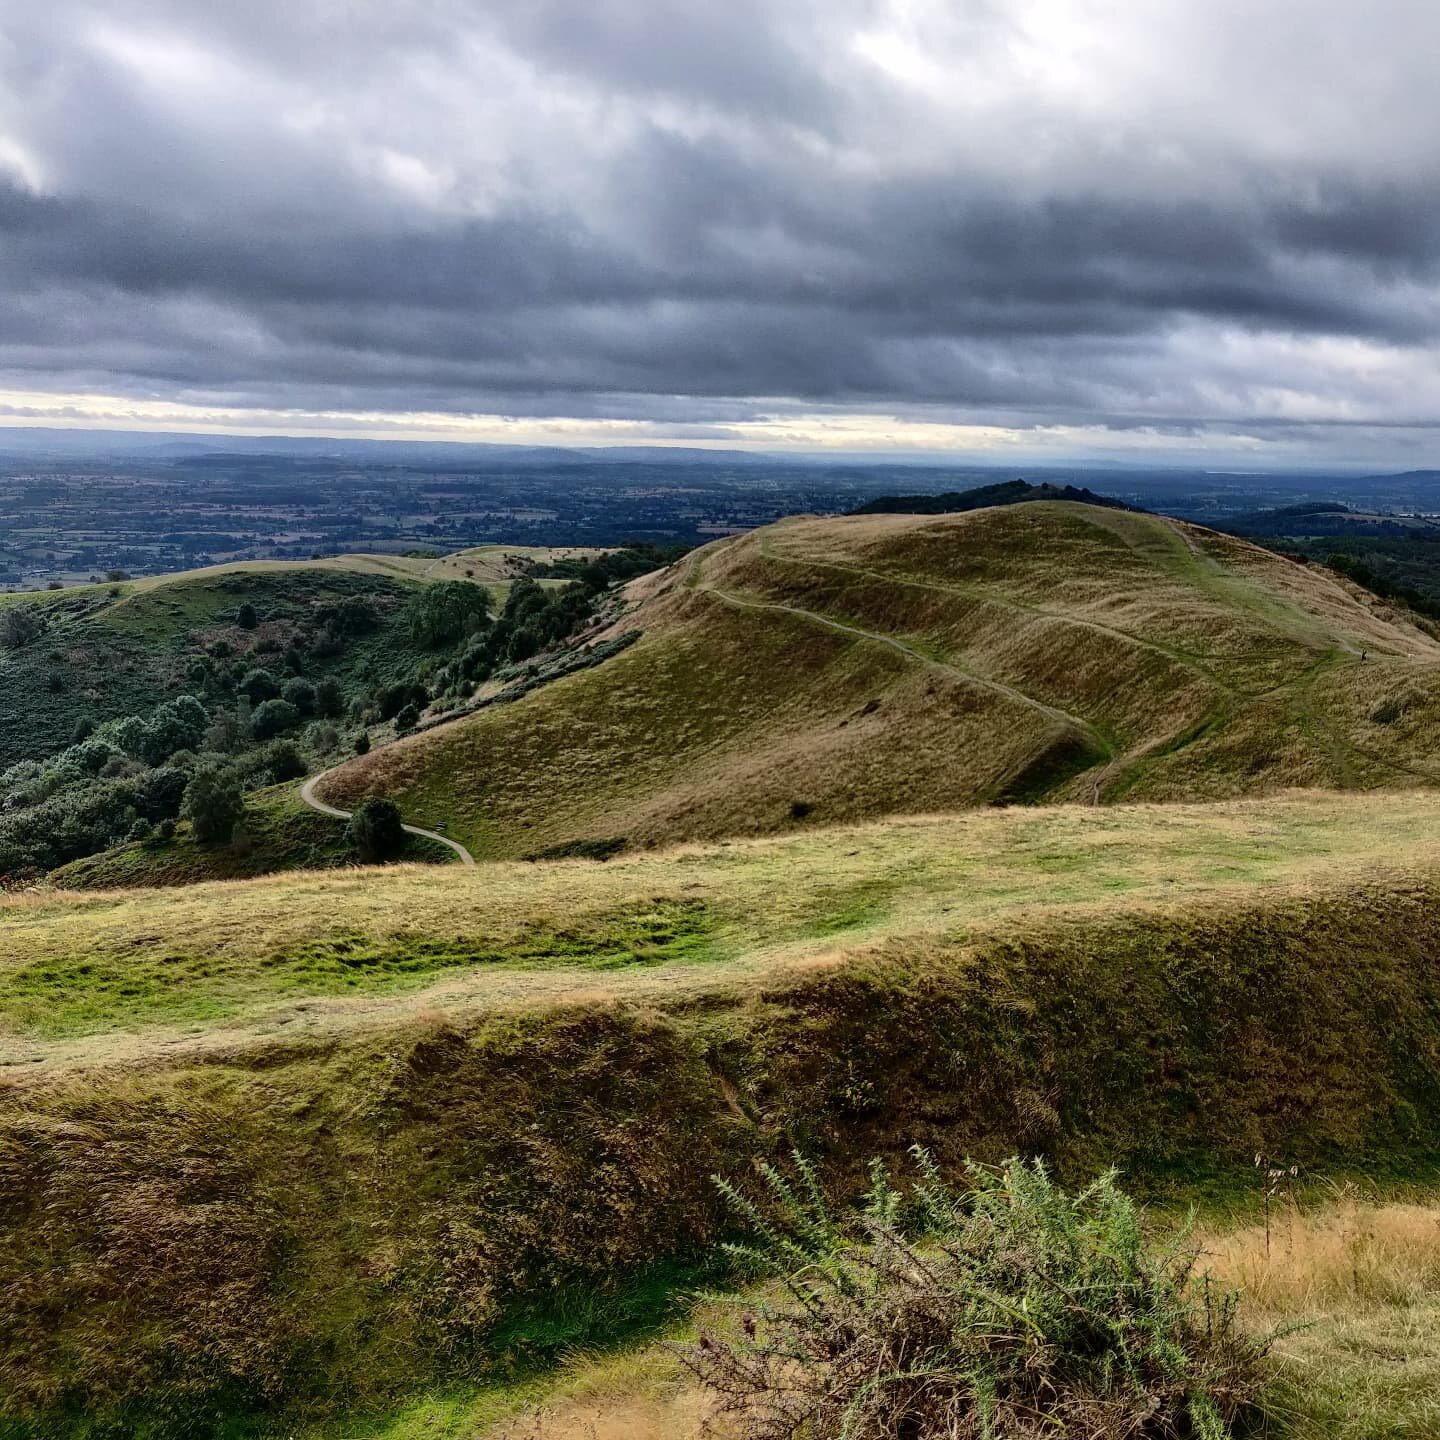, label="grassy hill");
[0,547,587,771]
[5,789,1440,1433]
[49,783,454,889]
[315,502,1440,861]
